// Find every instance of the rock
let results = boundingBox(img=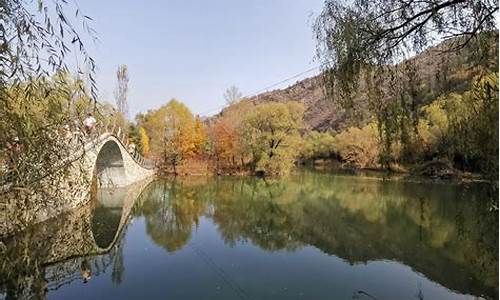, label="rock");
[412,160,461,179]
